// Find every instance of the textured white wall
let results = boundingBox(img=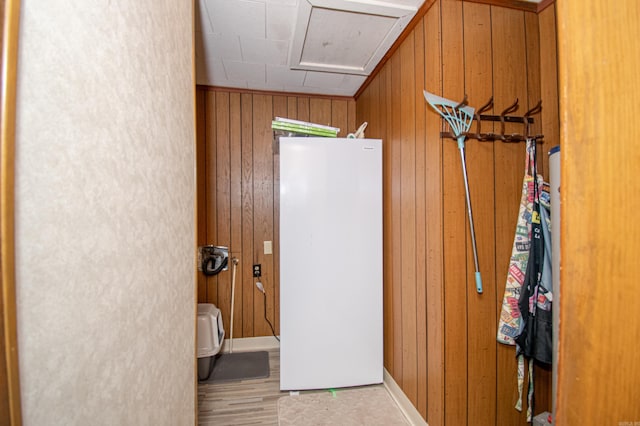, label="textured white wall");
[14,1,196,425]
